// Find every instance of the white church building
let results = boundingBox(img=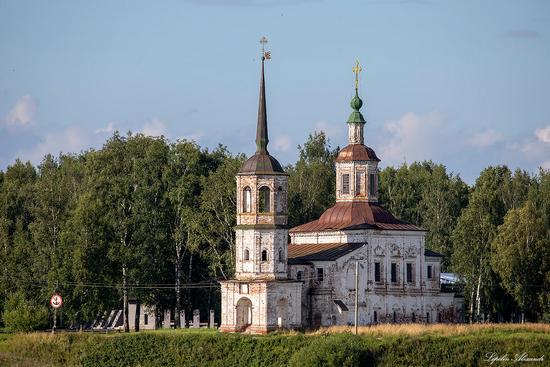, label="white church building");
[220,53,463,334]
